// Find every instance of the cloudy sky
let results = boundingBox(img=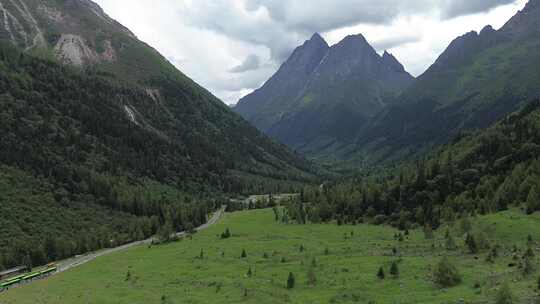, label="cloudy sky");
[93,0,528,105]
